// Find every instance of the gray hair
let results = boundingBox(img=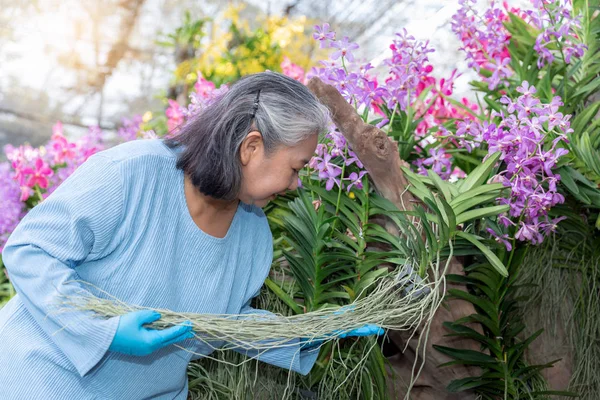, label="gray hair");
[165,71,329,201]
